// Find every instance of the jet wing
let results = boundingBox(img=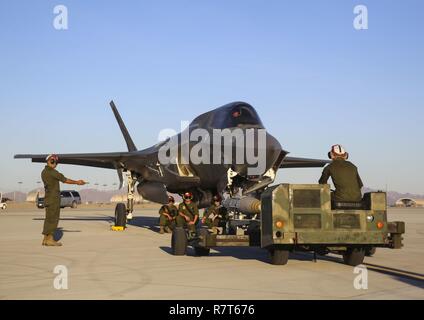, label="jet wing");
[280,156,329,168]
[14,152,140,169]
